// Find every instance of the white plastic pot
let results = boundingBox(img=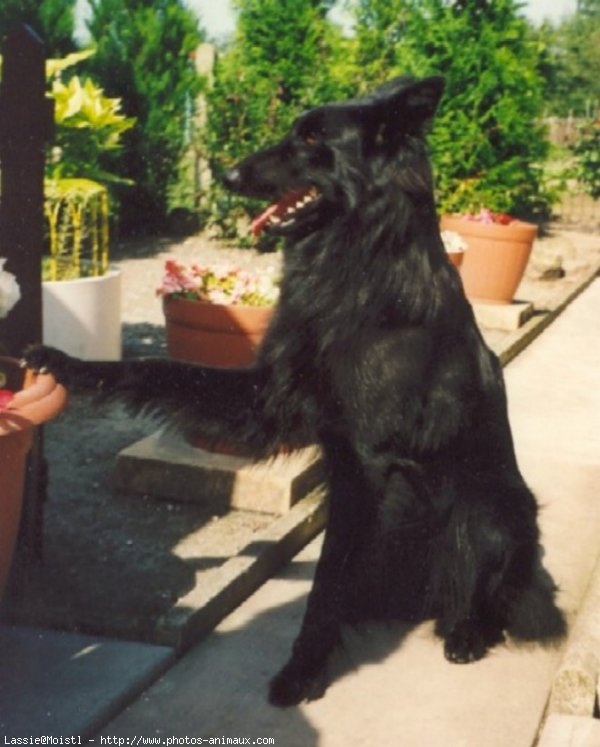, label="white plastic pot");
[42,268,122,360]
